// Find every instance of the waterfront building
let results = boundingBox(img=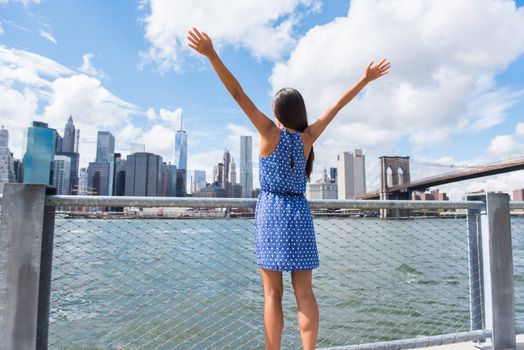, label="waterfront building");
[96,131,115,162]
[337,149,366,199]
[176,169,187,196]
[174,117,187,196]
[330,167,337,182]
[240,135,253,198]
[212,165,218,183]
[23,121,56,185]
[513,189,524,201]
[74,129,80,153]
[55,133,63,153]
[217,162,224,186]
[306,167,338,200]
[125,152,163,197]
[56,151,79,194]
[230,158,237,184]
[231,183,243,198]
[0,126,16,193]
[78,168,88,195]
[94,131,115,195]
[87,161,111,195]
[192,181,226,198]
[62,115,76,153]
[412,189,449,201]
[161,162,177,197]
[223,149,231,187]
[113,153,126,196]
[52,155,71,195]
[13,159,23,183]
[193,170,206,192]
[0,125,8,147]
